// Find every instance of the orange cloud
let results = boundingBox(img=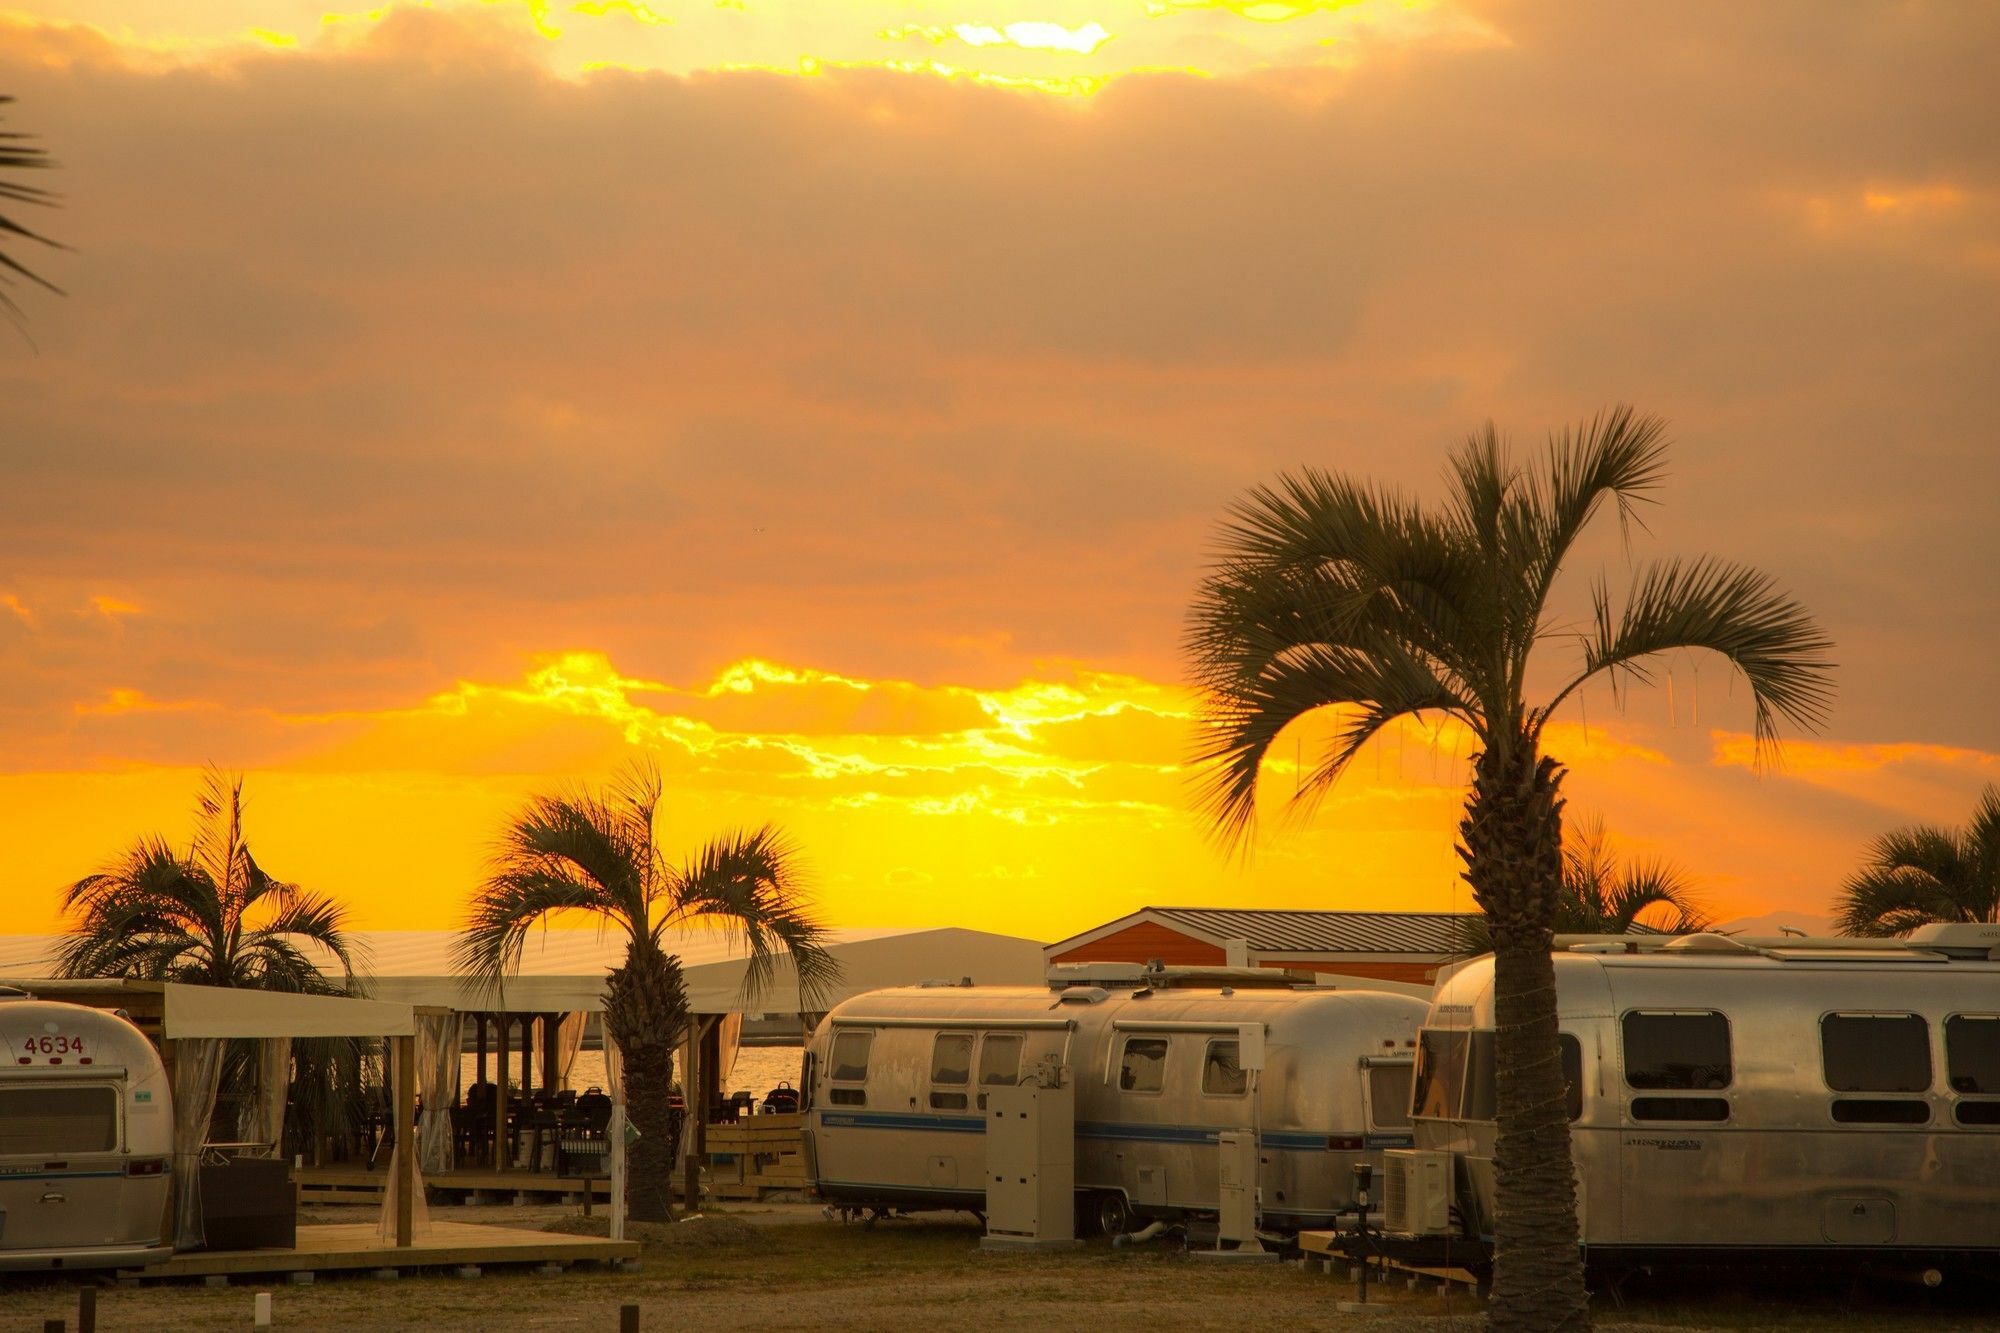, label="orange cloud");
[0,2,1993,941]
